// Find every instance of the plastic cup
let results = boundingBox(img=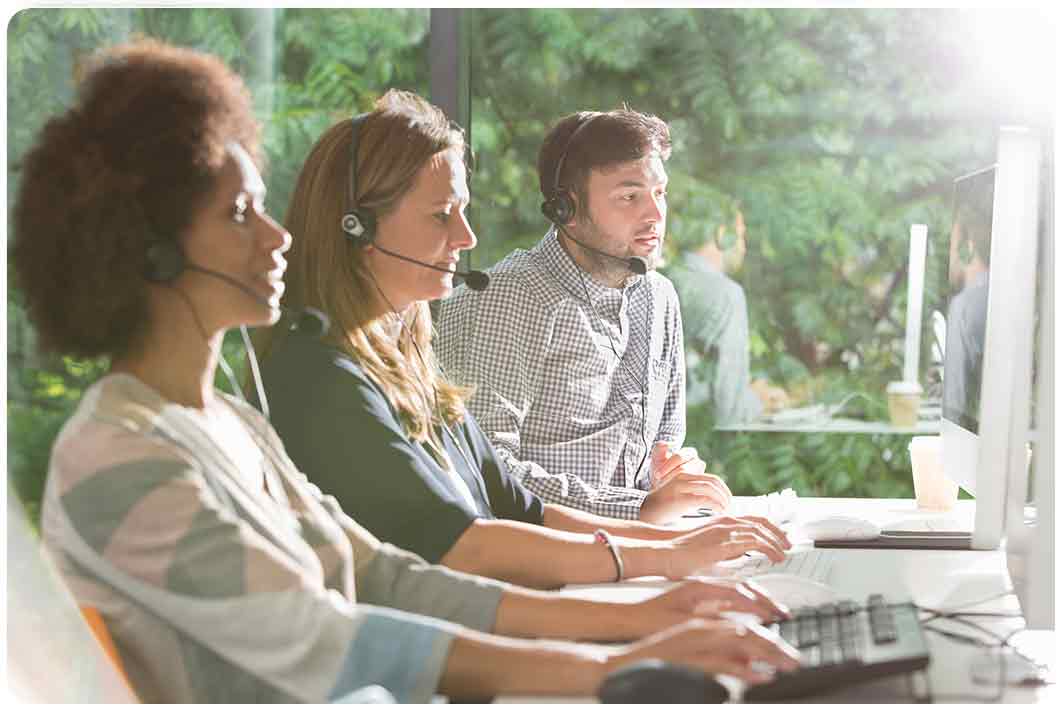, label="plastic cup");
[887,381,923,427]
[908,436,958,511]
